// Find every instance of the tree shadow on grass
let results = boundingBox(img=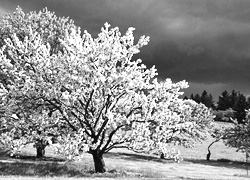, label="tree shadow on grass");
[13,155,65,162]
[106,151,174,163]
[183,158,249,170]
[0,147,89,177]
[0,150,145,178]
[106,151,250,171]
[0,148,11,160]
[0,161,86,177]
[0,160,151,178]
